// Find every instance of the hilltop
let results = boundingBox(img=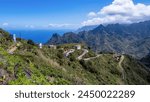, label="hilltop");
[0,28,150,85]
